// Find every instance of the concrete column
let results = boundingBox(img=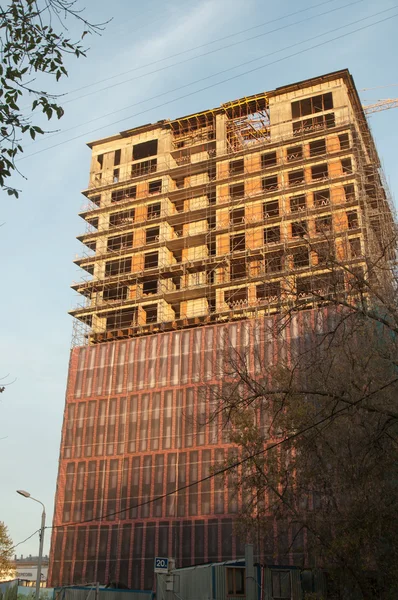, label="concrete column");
[245,543,257,600]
